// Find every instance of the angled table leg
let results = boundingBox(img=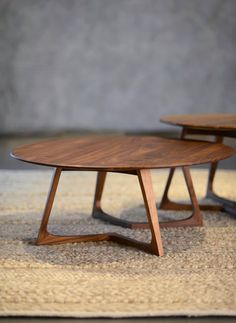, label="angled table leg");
[36,168,164,256]
[207,163,236,216]
[92,170,146,228]
[37,167,62,244]
[159,129,223,213]
[159,166,203,226]
[137,169,163,256]
[206,136,223,200]
[206,137,236,216]
[92,167,203,228]
[162,132,236,216]
[92,171,107,212]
